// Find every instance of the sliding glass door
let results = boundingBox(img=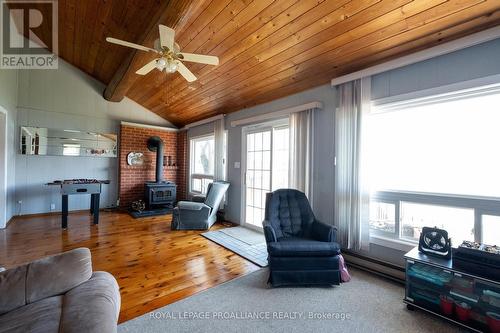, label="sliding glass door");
[242,120,289,229]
